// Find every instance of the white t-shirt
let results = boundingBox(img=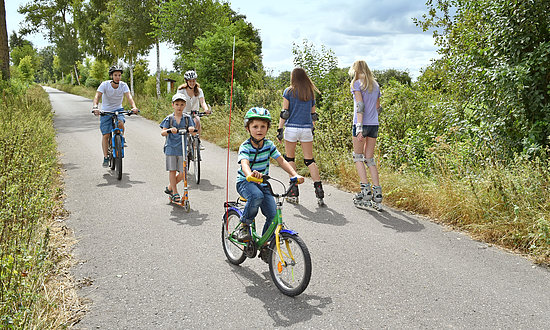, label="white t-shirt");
[177,87,204,113]
[97,81,130,111]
